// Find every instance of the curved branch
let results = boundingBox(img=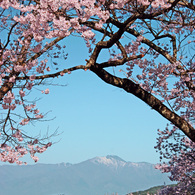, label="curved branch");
[90,66,195,142]
[3,22,18,51]
[14,65,86,80]
[96,54,144,69]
